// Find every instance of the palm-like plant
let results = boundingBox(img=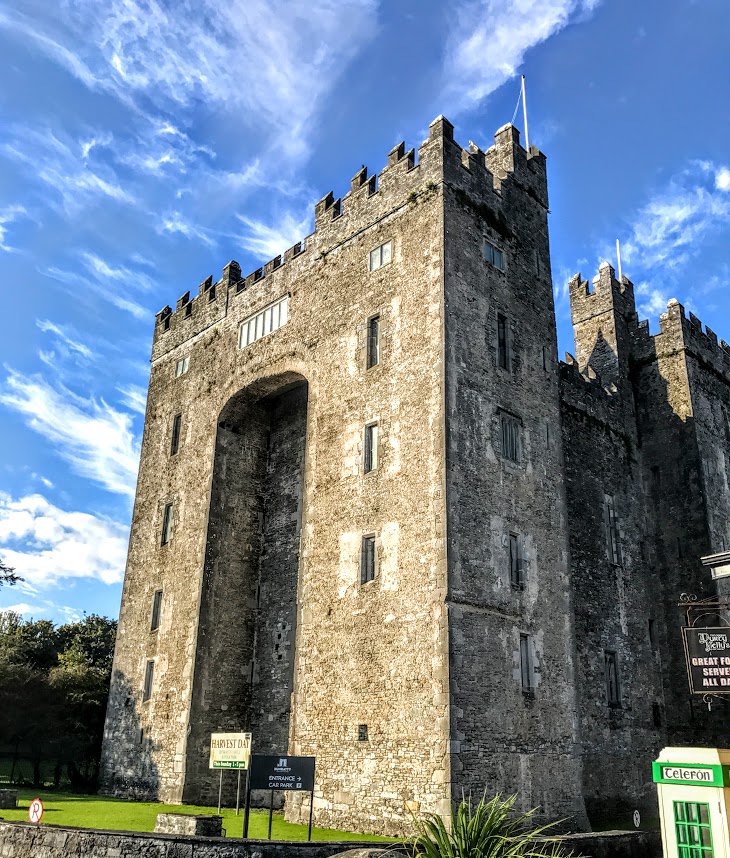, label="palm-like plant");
[407,793,581,858]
